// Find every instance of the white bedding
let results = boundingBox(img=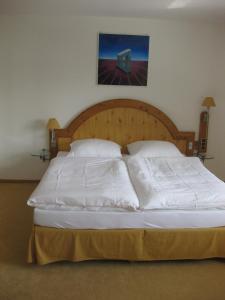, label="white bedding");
[27,157,139,211]
[127,156,225,210]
